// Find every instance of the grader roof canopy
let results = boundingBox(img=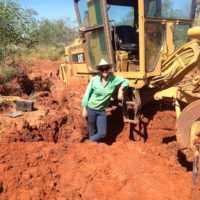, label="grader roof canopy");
[107,0,135,7]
